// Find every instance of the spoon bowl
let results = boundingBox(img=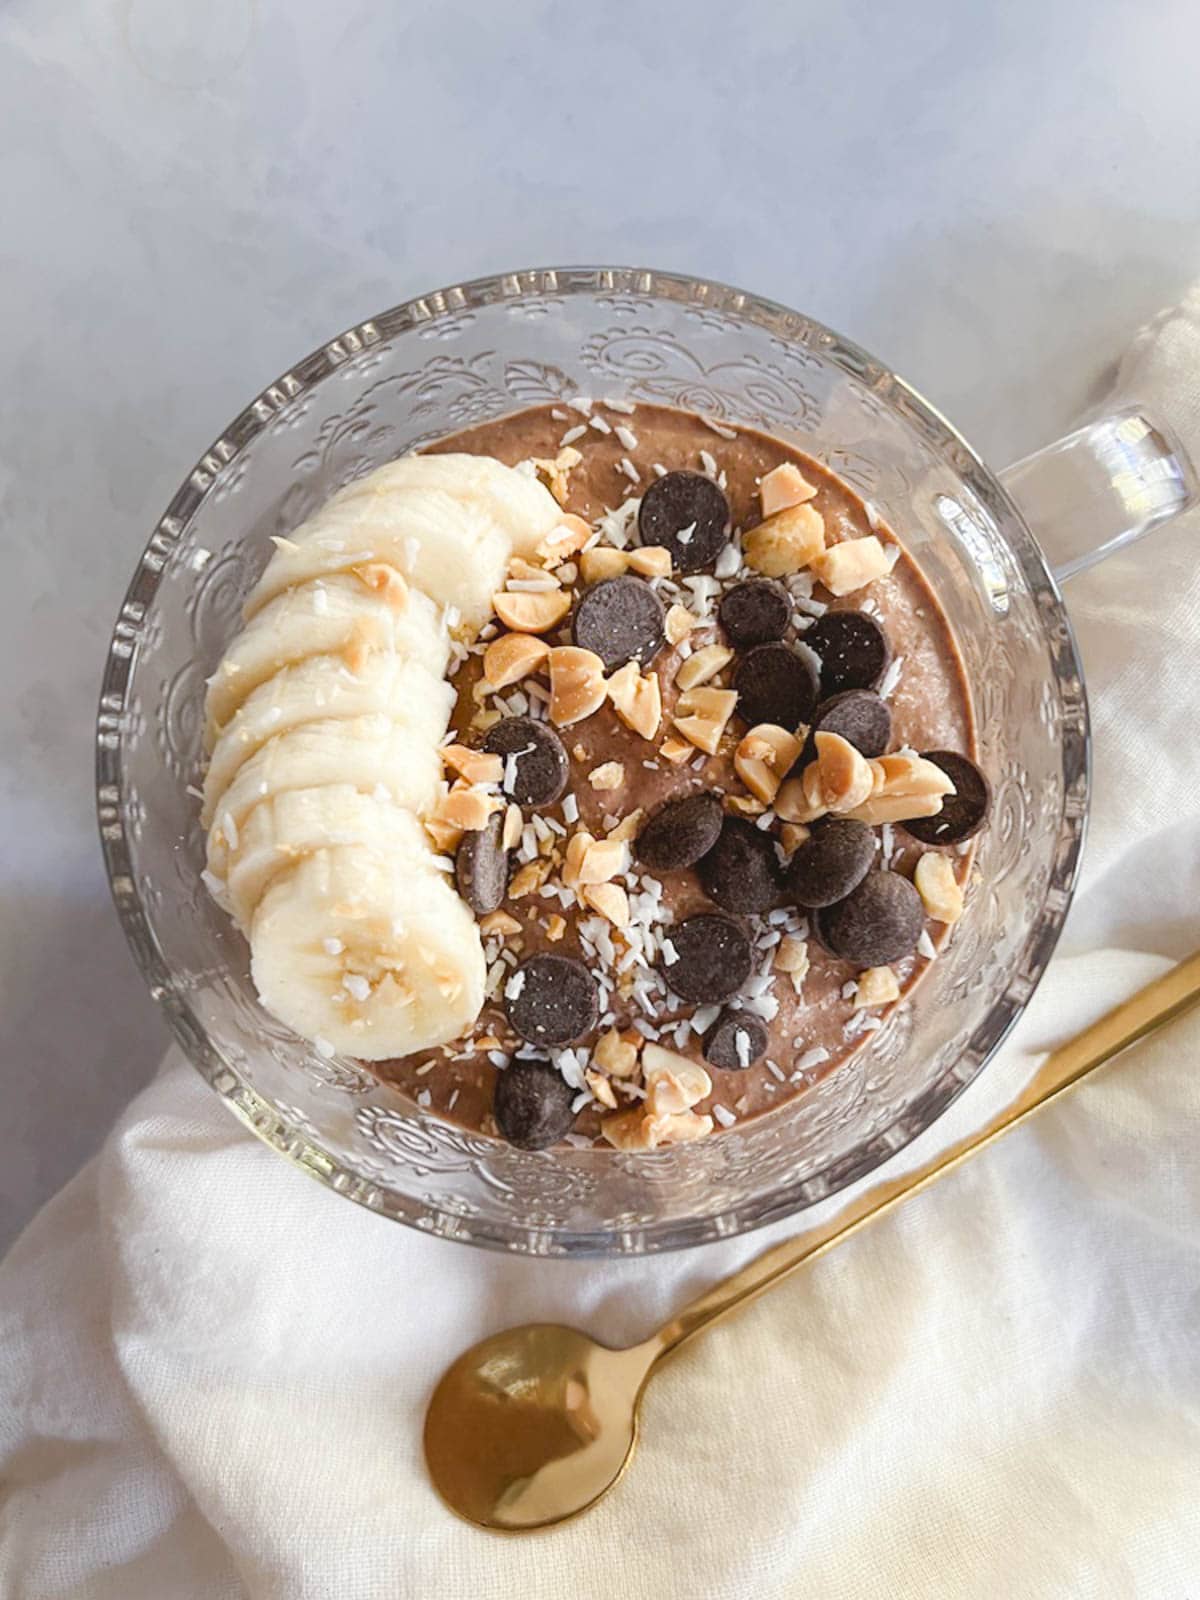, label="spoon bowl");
[423,1324,653,1531]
